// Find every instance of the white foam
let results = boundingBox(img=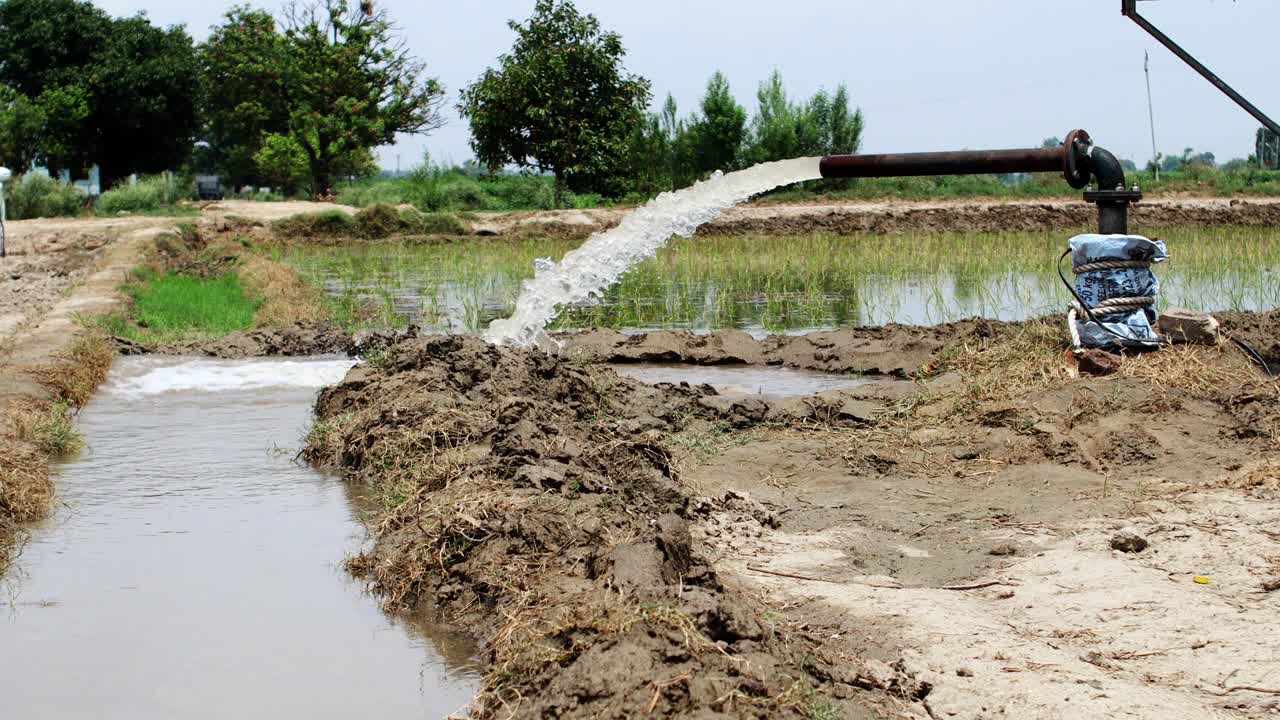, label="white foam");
[486,157,823,347]
[110,358,356,397]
